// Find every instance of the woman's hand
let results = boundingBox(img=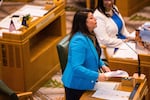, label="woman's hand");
[123,37,135,42]
[98,66,111,81]
[98,73,108,81]
[102,66,111,72]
